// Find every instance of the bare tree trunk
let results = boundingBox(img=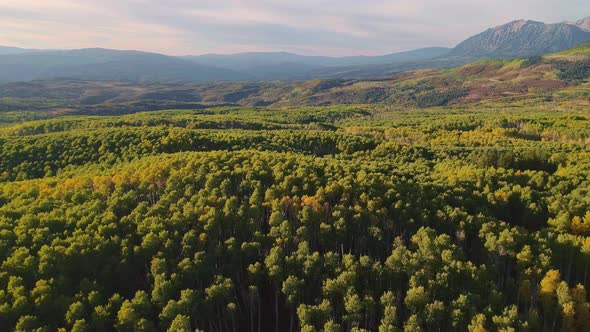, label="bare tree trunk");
[222,318,228,332]
[275,289,279,332]
[250,304,254,332]
[567,248,574,283]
